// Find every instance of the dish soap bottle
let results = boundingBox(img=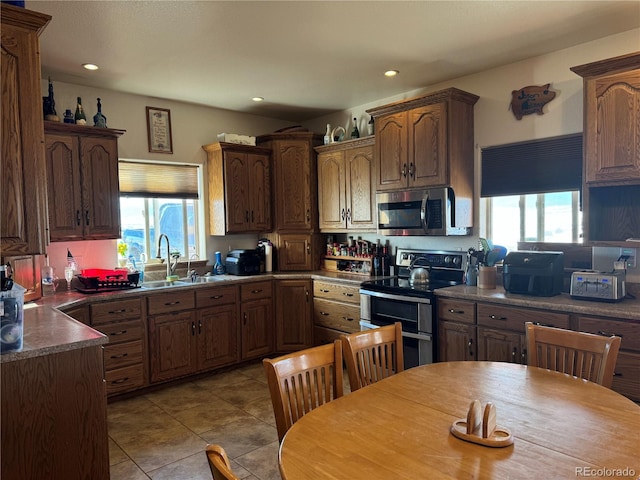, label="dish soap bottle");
[213,251,225,275]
